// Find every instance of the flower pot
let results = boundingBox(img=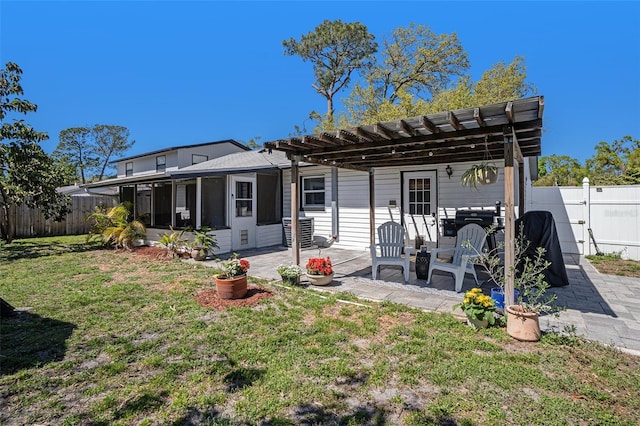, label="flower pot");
[307,272,334,286]
[215,274,248,299]
[505,305,541,342]
[281,275,300,285]
[191,248,207,261]
[466,317,489,329]
[480,168,498,185]
[490,287,520,311]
